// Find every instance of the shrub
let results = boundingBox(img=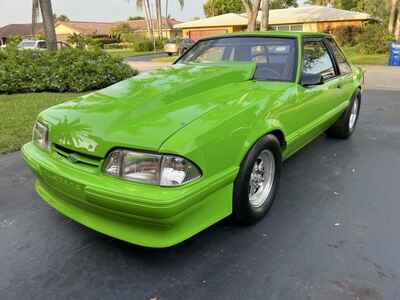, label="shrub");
[356,23,394,54]
[0,48,137,94]
[327,26,361,47]
[4,35,23,49]
[105,38,164,52]
[89,36,121,49]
